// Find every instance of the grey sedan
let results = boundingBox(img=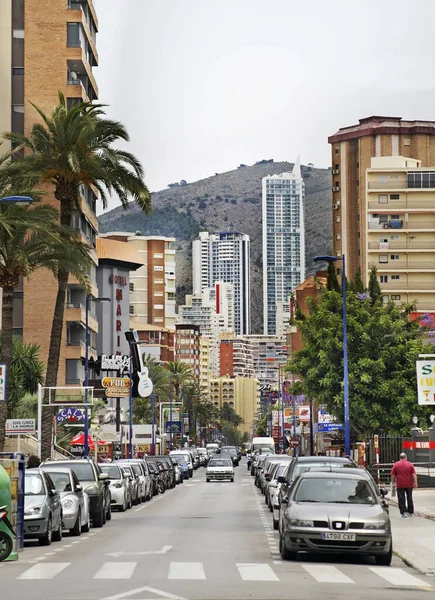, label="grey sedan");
[279,471,392,565]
